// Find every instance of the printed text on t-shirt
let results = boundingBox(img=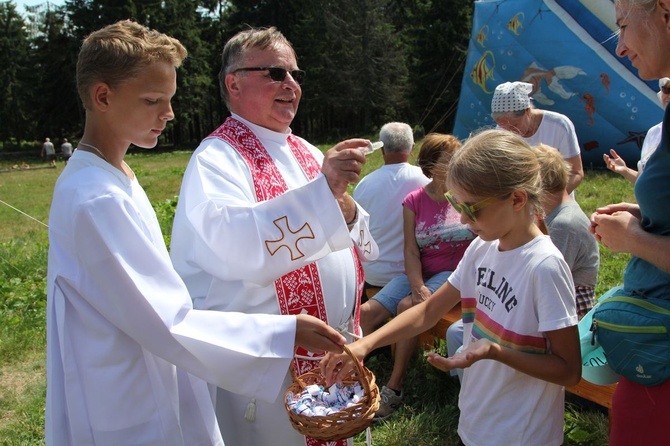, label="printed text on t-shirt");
[476,267,518,312]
